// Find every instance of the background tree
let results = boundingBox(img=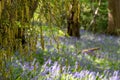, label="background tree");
[67,0,80,38]
[38,0,81,38]
[107,0,120,35]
